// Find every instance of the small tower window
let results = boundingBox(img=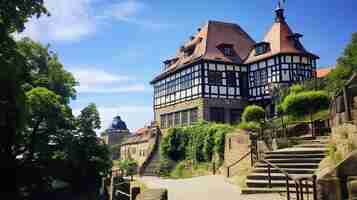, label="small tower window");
[255,42,270,56]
